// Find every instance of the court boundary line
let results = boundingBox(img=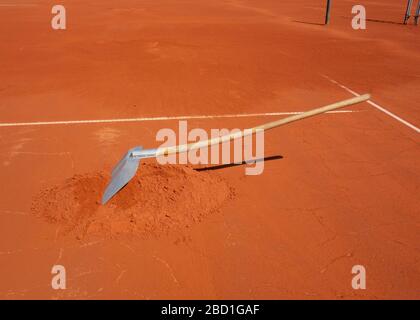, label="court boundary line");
[0,110,360,128]
[322,75,420,133]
